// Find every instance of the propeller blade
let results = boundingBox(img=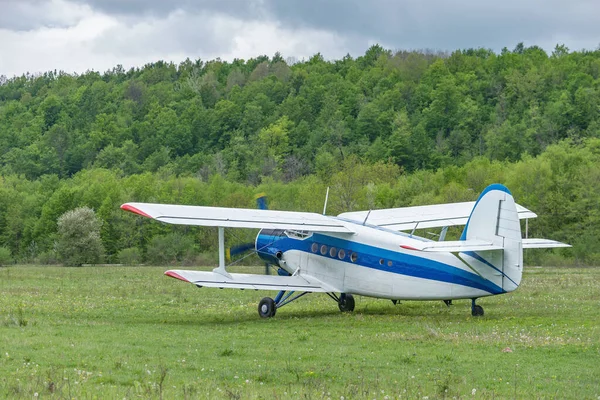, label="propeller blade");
[226,242,255,261]
[255,193,268,210]
[225,193,269,268]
